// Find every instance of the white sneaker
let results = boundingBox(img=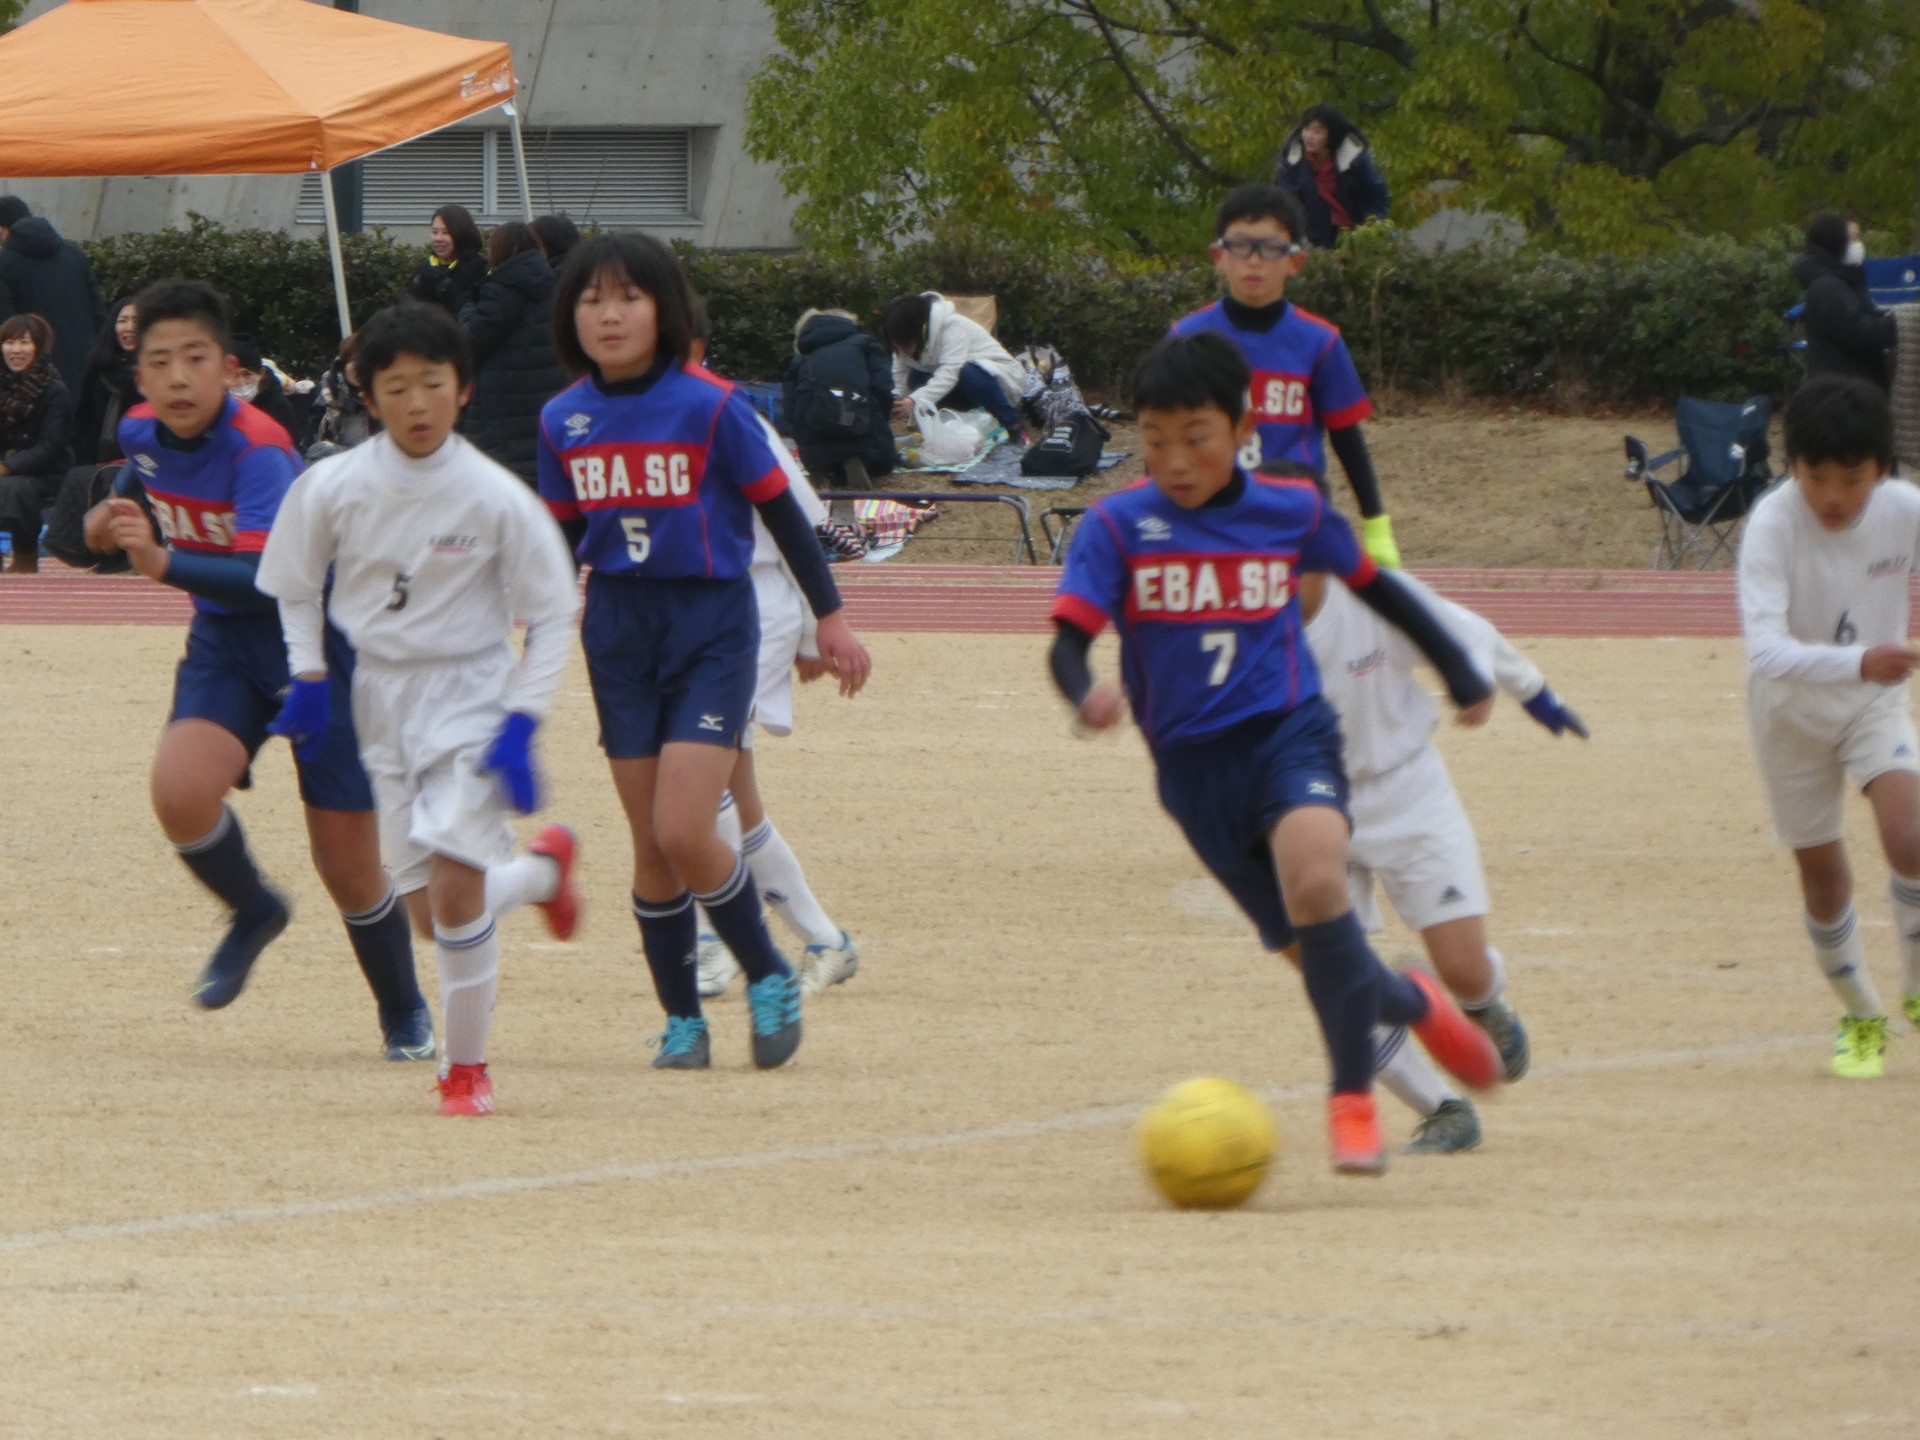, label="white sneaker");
[696,933,740,998]
[799,931,860,997]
